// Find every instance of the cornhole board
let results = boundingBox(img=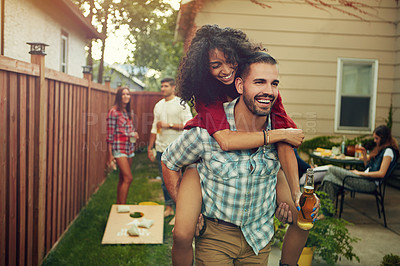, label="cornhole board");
[101,204,164,244]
